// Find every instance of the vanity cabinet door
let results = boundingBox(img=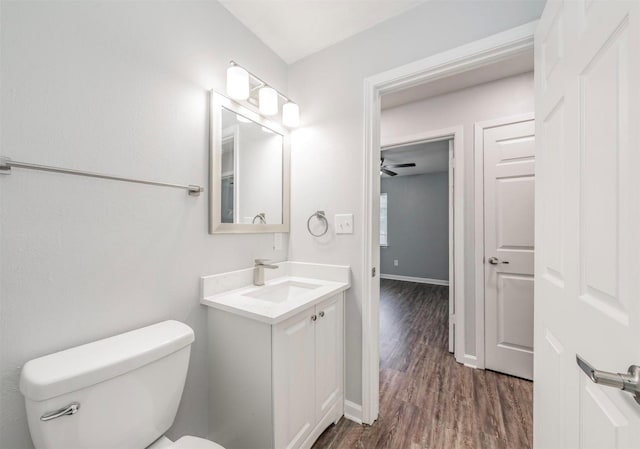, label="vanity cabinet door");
[272,309,316,449]
[314,295,343,423]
